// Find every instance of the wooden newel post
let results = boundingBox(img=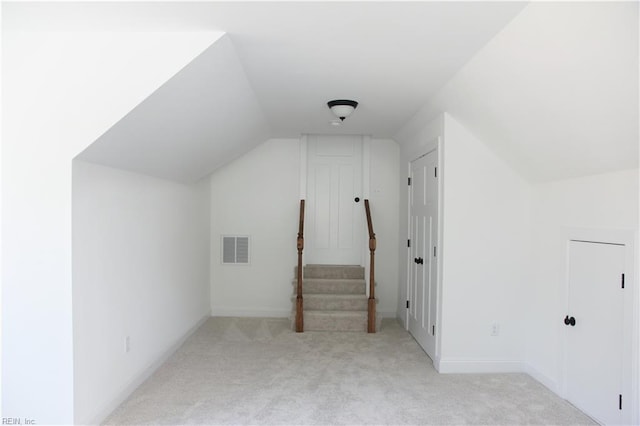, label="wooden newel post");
[296,200,305,332]
[364,199,377,334]
[368,235,376,333]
